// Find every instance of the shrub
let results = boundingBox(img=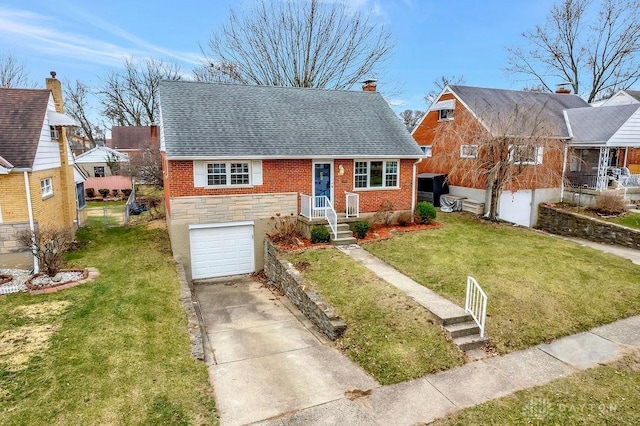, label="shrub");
[310,225,331,244]
[121,188,132,197]
[17,226,75,276]
[397,211,413,227]
[267,213,300,245]
[415,201,437,224]
[98,188,110,198]
[85,187,95,198]
[592,192,628,215]
[352,220,371,239]
[111,189,120,197]
[373,200,394,226]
